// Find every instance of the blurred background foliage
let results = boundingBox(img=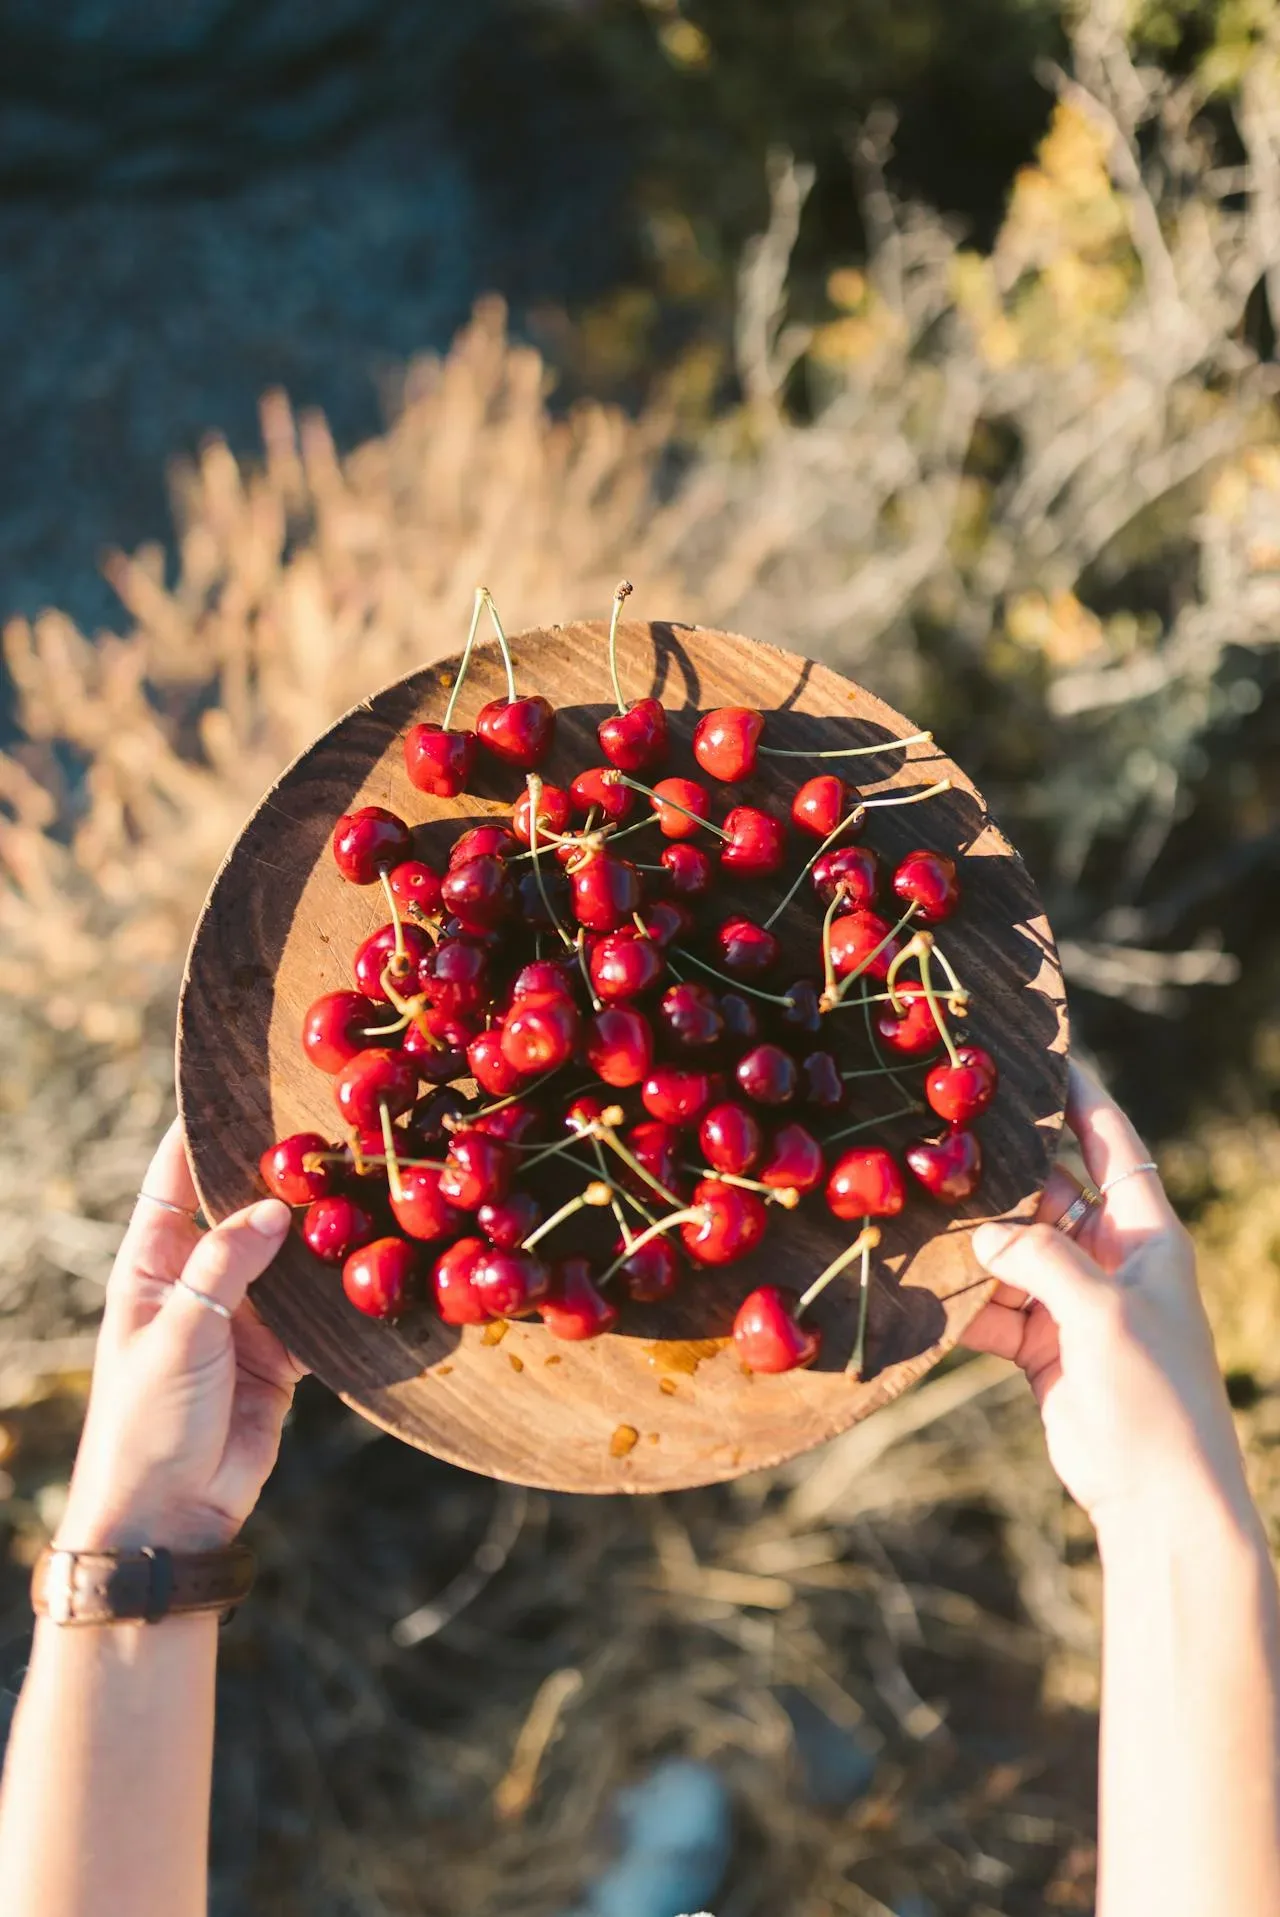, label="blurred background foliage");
[1,1,1280,1912]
